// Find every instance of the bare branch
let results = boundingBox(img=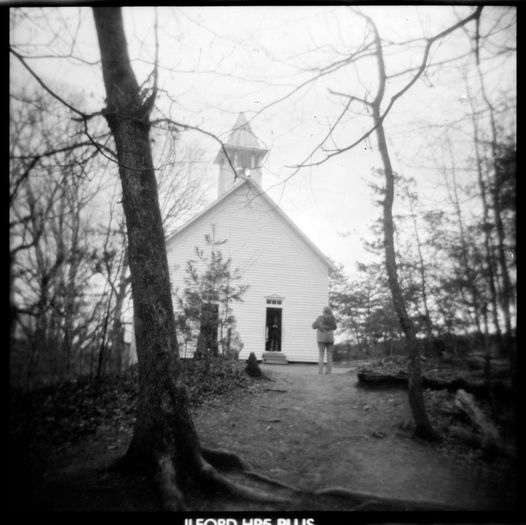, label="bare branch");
[11,50,100,66]
[381,7,484,120]
[151,116,240,180]
[10,46,88,118]
[277,97,353,182]
[328,89,373,107]
[298,6,485,168]
[251,40,377,120]
[386,50,473,81]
